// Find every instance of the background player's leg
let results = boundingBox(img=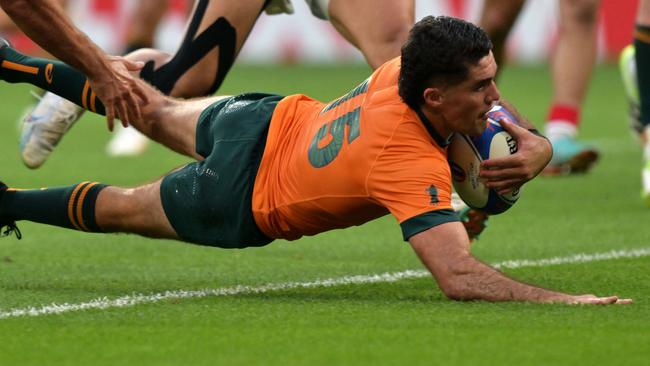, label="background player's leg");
[327,0,414,69]
[123,0,171,54]
[139,0,267,97]
[107,0,175,158]
[544,0,600,174]
[478,0,525,73]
